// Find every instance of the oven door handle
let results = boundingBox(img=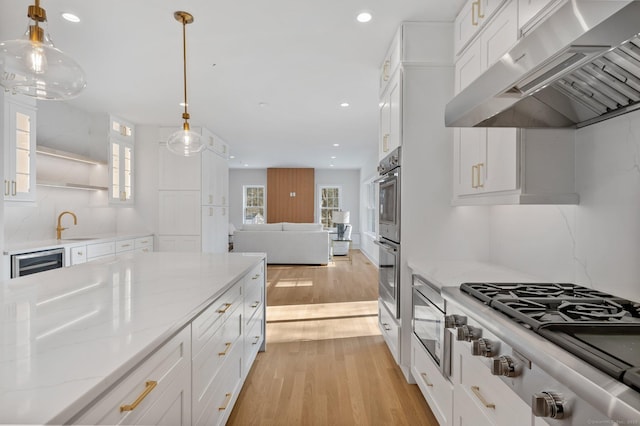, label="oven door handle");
[374,171,399,184]
[374,239,398,253]
[19,260,60,272]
